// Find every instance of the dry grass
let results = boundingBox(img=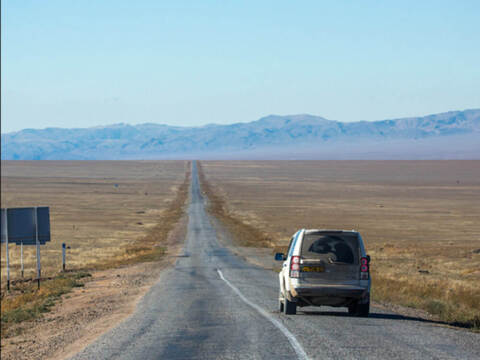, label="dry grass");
[198,163,270,248]
[1,272,92,337]
[1,160,189,280]
[92,162,191,269]
[199,160,480,329]
[1,160,190,336]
